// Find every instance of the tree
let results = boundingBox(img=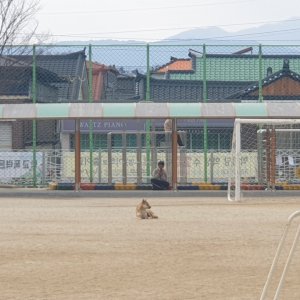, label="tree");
[0,0,44,55]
